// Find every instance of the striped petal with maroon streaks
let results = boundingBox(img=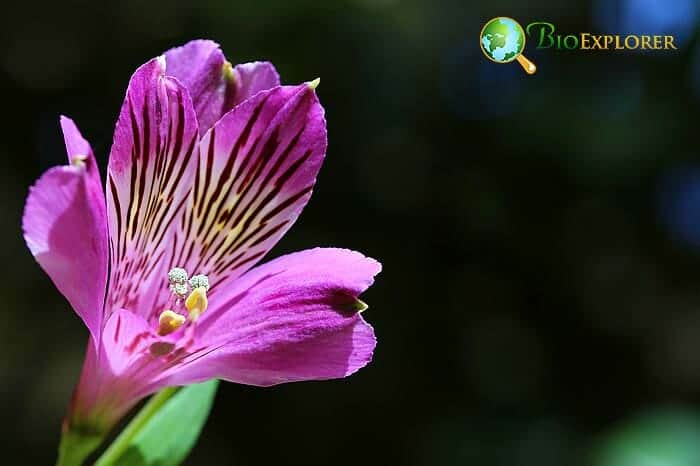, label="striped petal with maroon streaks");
[173,83,327,293]
[106,57,200,318]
